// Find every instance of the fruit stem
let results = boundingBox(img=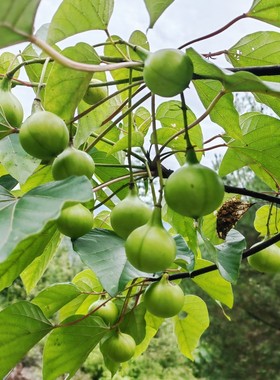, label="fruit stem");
[149,206,163,228]
[31,98,44,114]
[118,40,150,62]
[0,76,11,91]
[127,69,135,187]
[36,57,50,99]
